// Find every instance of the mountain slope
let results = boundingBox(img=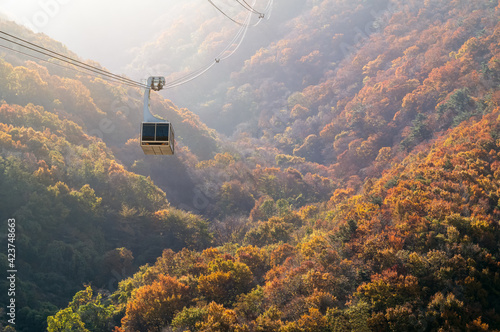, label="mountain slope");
[0,20,219,331]
[49,90,500,332]
[2,0,500,331]
[227,0,500,180]
[0,102,213,331]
